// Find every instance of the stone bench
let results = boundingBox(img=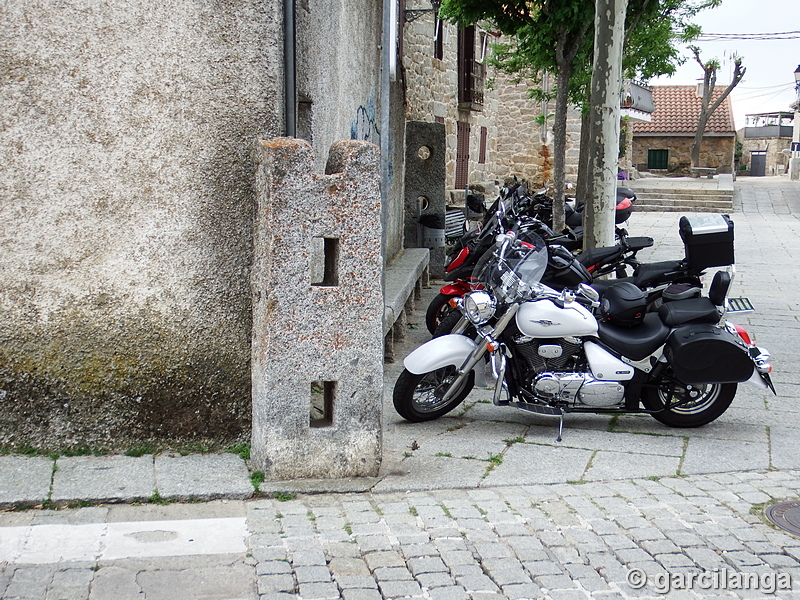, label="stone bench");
[383,248,430,362]
[690,167,717,179]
